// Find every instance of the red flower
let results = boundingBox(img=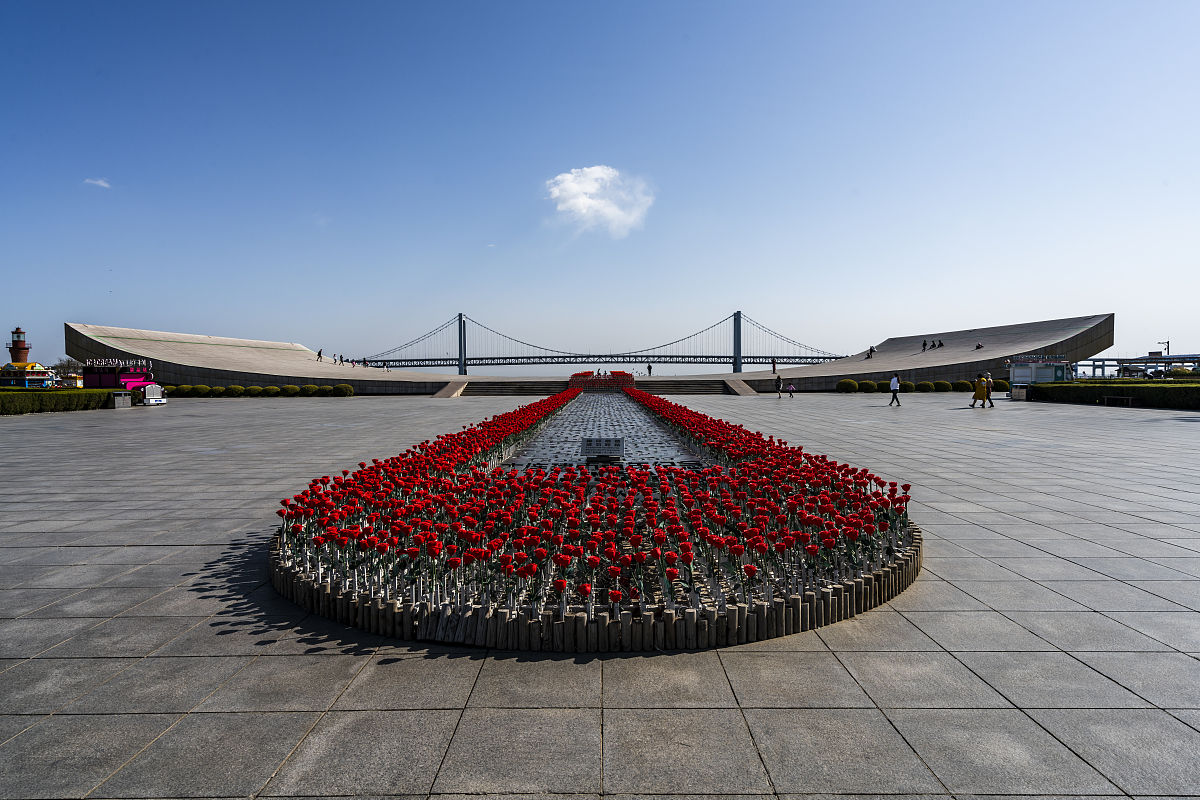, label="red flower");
[577,583,592,597]
[743,564,758,578]
[608,589,623,603]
